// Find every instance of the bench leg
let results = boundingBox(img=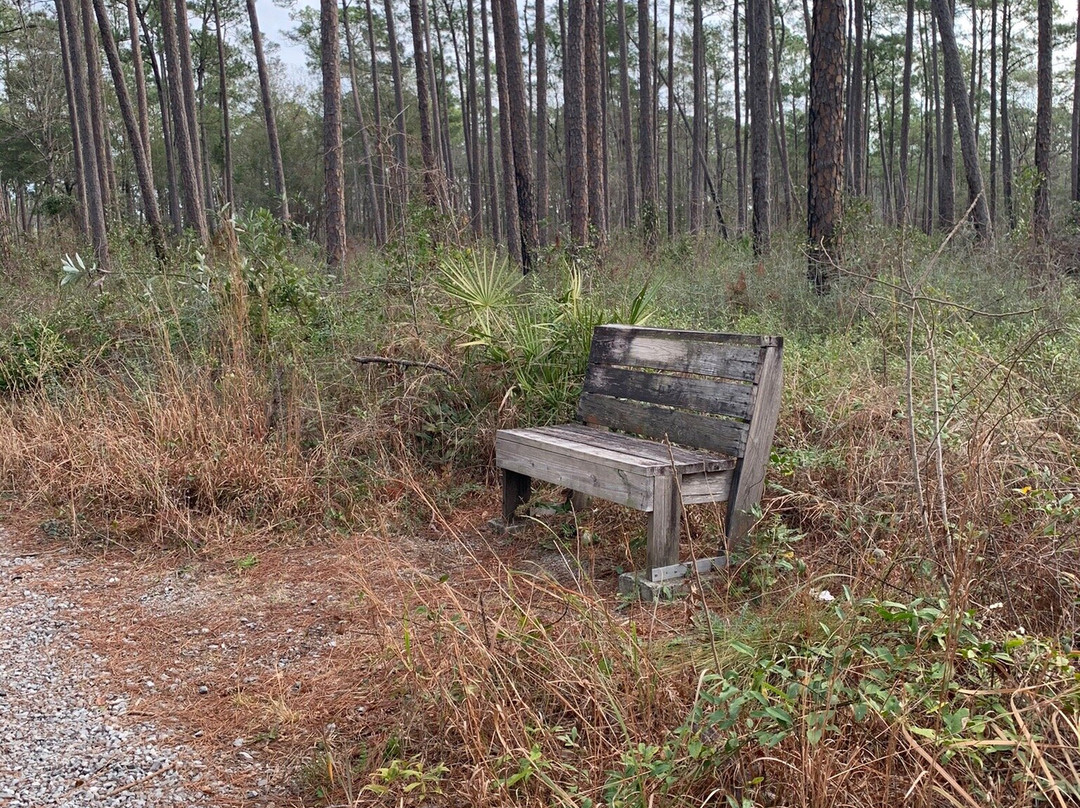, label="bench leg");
[568,490,591,512]
[646,474,681,575]
[501,469,532,524]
